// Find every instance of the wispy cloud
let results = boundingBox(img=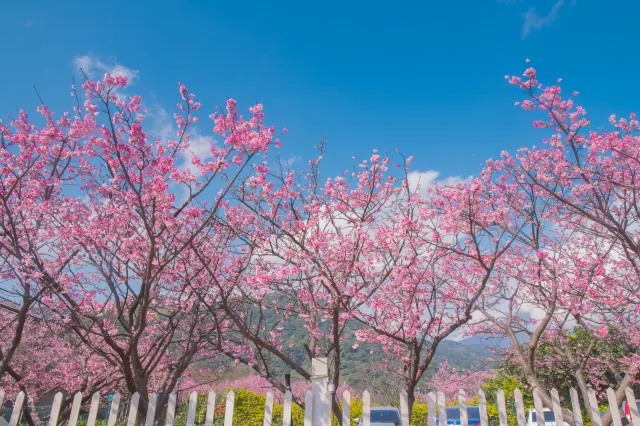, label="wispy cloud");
[24,20,33,28]
[521,0,565,39]
[72,54,139,84]
[406,170,472,195]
